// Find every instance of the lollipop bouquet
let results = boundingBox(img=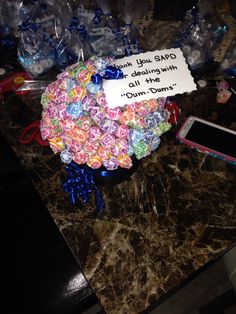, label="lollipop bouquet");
[40,56,175,170]
[40,55,178,210]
